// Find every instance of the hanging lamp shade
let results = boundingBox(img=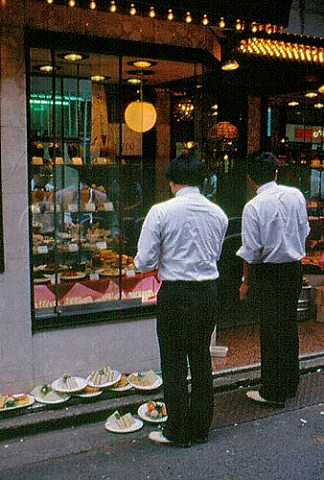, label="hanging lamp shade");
[124,100,157,133]
[213,121,238,139]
